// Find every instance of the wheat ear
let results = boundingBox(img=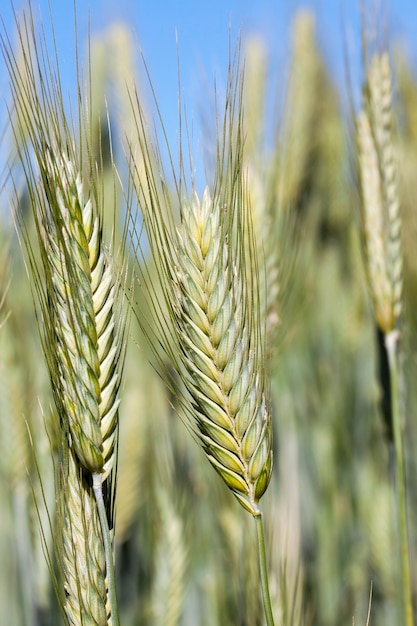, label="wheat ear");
[129,52,274,624]
[2,9,127,623]
[42,149,122,481]
[357,50,413,626]
[357,52,402,334]
[173,187,273,515]
[150,487,187,626]
[243,37,299,363]
[40,148,125,626]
